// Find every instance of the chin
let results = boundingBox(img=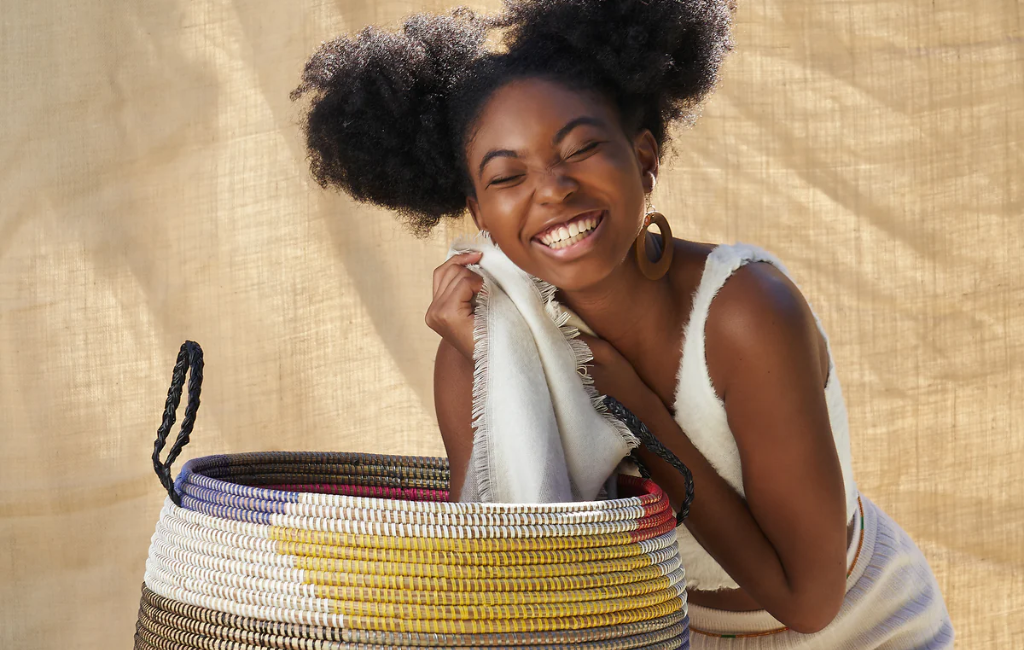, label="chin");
[536,258,621,292]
